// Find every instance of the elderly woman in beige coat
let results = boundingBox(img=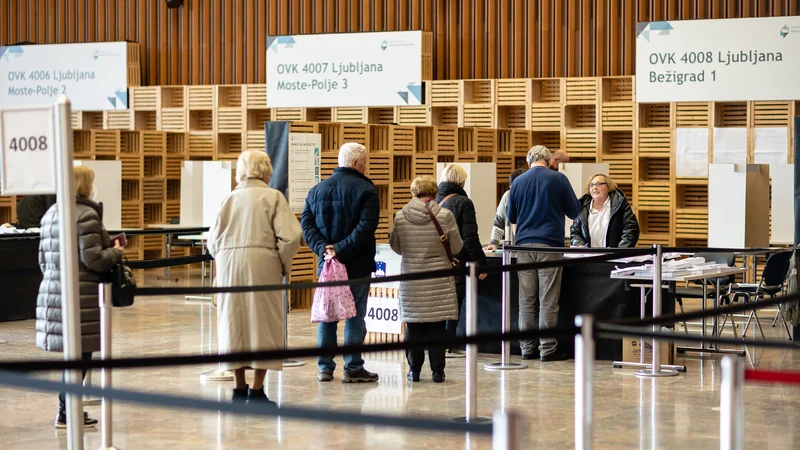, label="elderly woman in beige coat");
[208,150,302,405]
[390,176,463,383]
